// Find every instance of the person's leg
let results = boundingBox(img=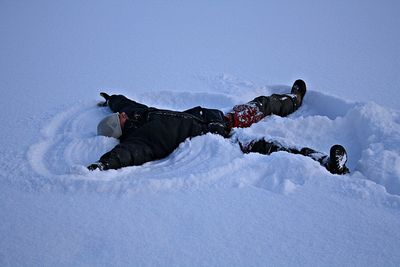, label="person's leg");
[240,139,349,175]
[224,80,306,129]
[224,101,266,128]
[240,139,299,155]
[298,145,350,174]
[253,93,298,116]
